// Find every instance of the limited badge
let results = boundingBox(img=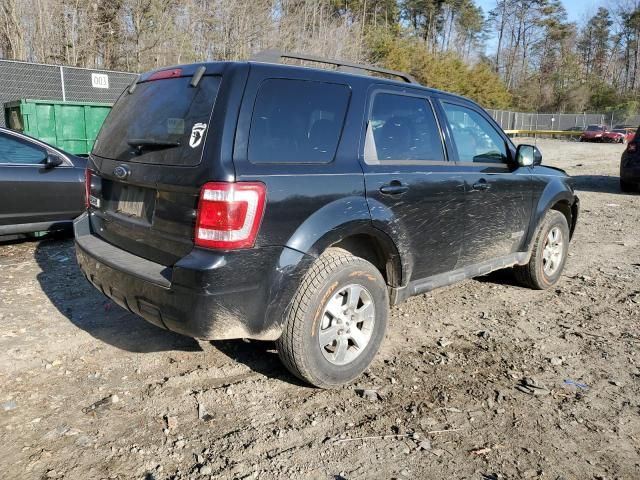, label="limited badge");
[189,123,207,148]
